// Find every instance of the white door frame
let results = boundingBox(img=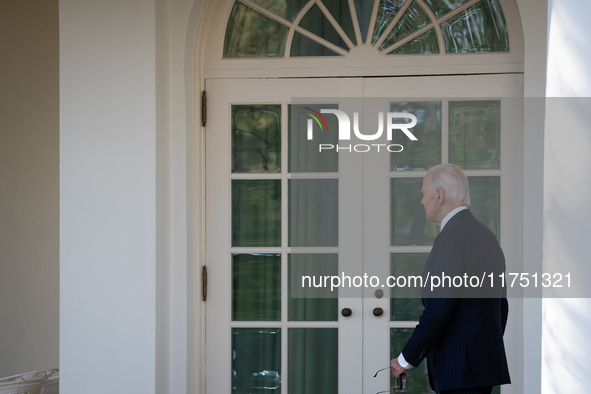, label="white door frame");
[203,74,524,394]
[196,0,527,392]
